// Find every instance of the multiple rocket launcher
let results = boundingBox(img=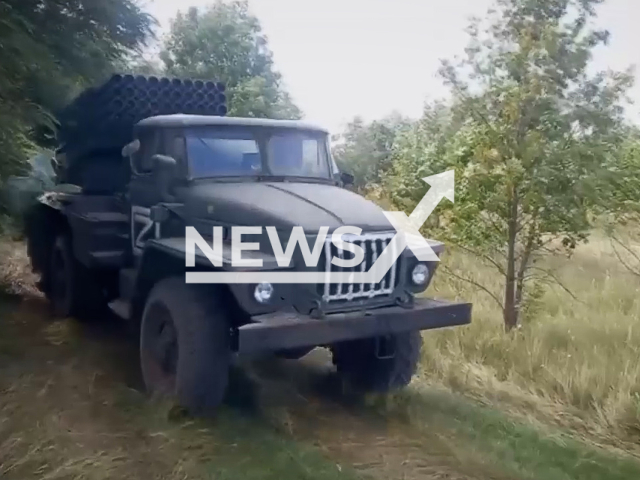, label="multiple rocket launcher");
[57,74,227,161]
